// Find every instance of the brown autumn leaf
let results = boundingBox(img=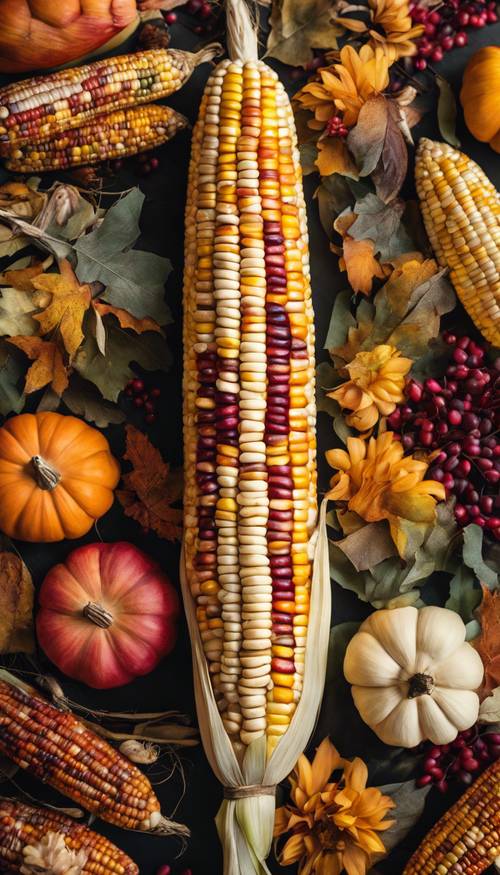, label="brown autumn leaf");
[0,181,46,219]
[371,99,408,203]
[347,94,388,176]
[93,301,163,335]
[266,0,345,67]
[316,137,359,179]
[474,586,500,701]
[0,551,35,654]
[334,211,386,295]
[32,259,92,360]
[8,336,69,396]
[117,424,183,541]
